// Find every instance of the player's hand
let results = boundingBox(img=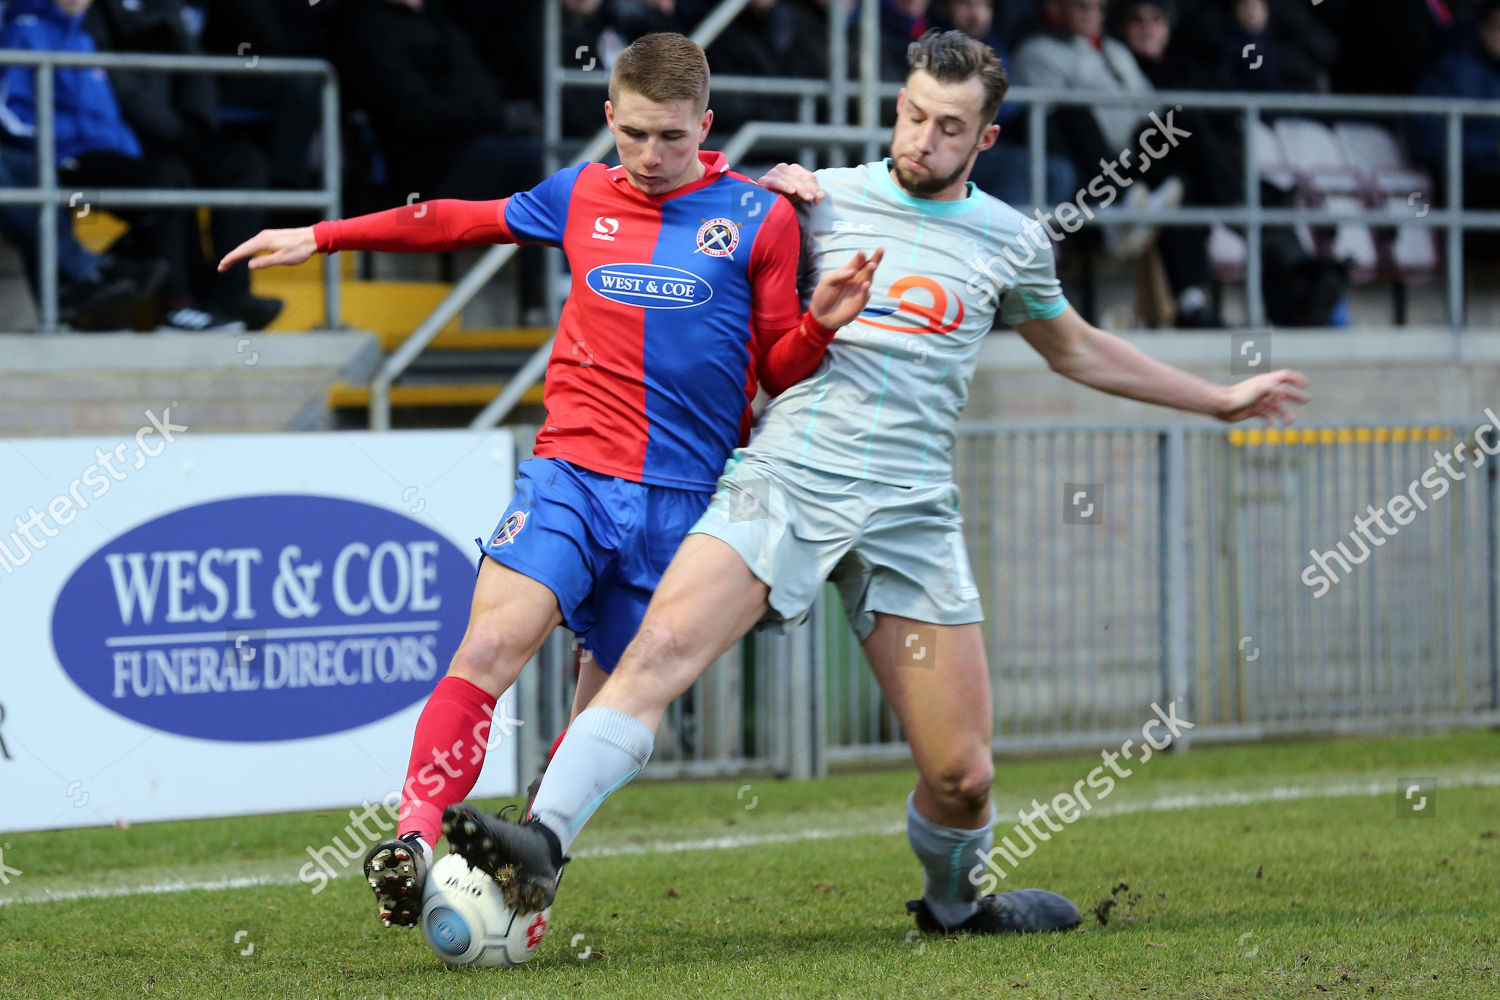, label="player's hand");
[809,247,884,330]
[217,226,319,272]
[758,162,824,204]
[1215,368,1310,424]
